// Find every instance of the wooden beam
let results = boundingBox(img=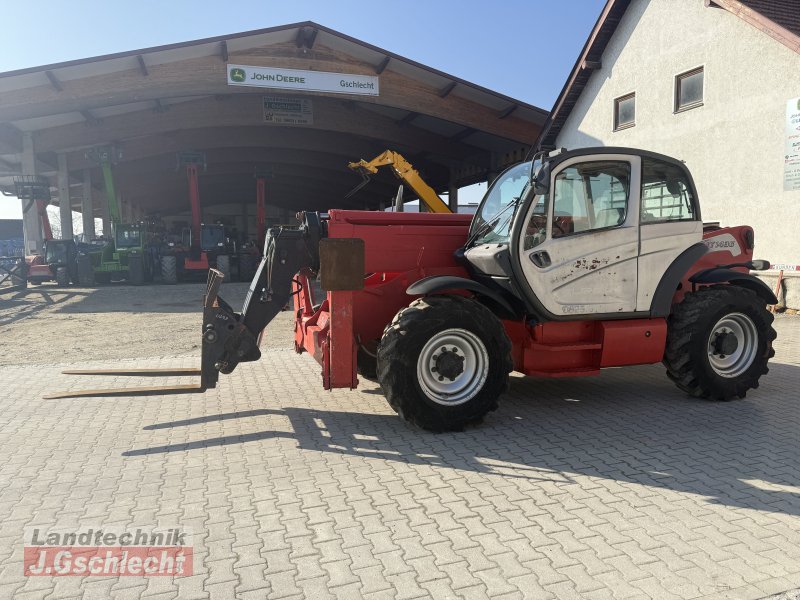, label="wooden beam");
[581,60,602,71]
[438,81,457,98]
[80,110,100,125]
[295,27,317,49]
[450,127,476,142]
[396,112,418,127]
[0,48,541,144]
[61,126,390,171]
[220,41,229,62]
[36,95,482,163]
[497,104,517,119]
[375,56,391,74]
[137,55,149,76]
[45,71,63,92]
[0,123,23,154]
